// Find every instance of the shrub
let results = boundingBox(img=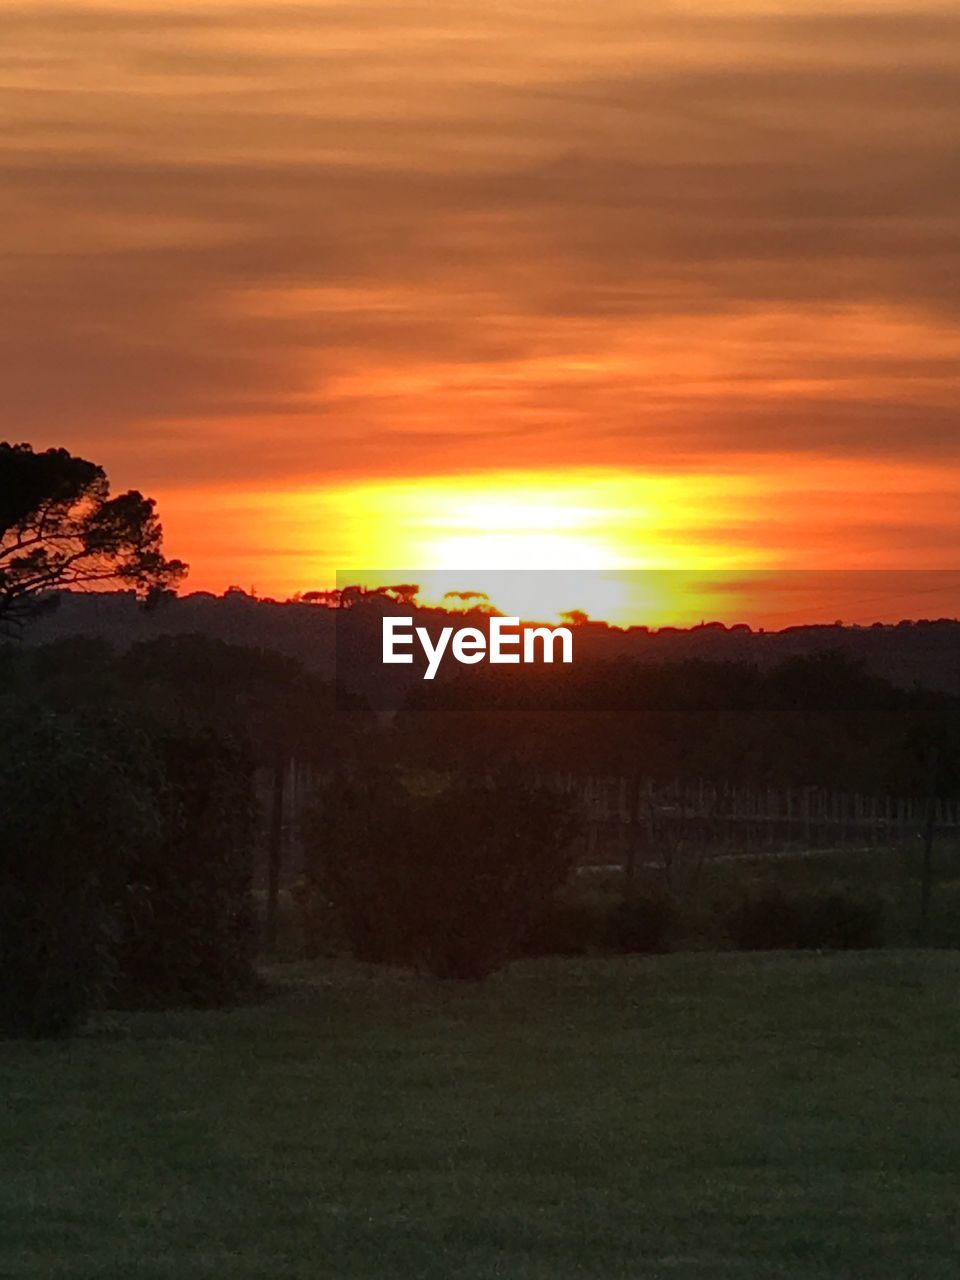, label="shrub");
[290,877,348,959]
[0,705,162,1037]
[520,894,615,957]
[0,706,257,1031]
[113,726,257,1008]
[305,770,579,980]
[520,891,680,957]
[613,894,679,954]
[727,888,884,952]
